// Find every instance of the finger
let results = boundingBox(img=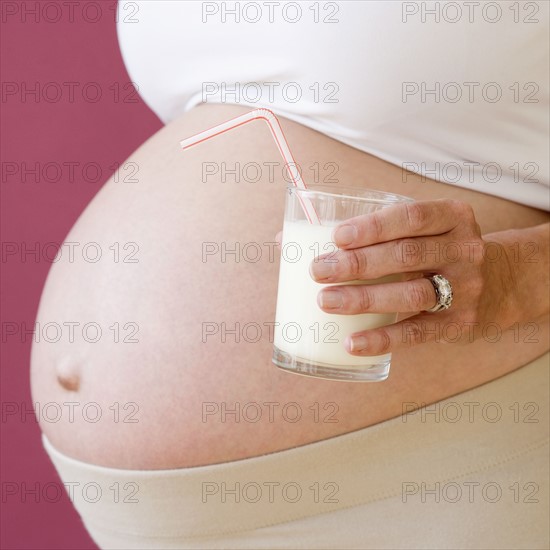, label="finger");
[344,313,454,355]
[310,236,453,282]
[332,199,470,249]
[275,231,282,247]
[317,279,437,314]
